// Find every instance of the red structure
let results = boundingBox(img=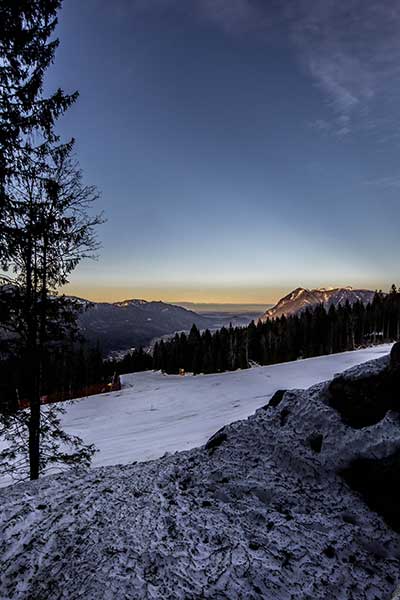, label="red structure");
[19,373,121,409]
